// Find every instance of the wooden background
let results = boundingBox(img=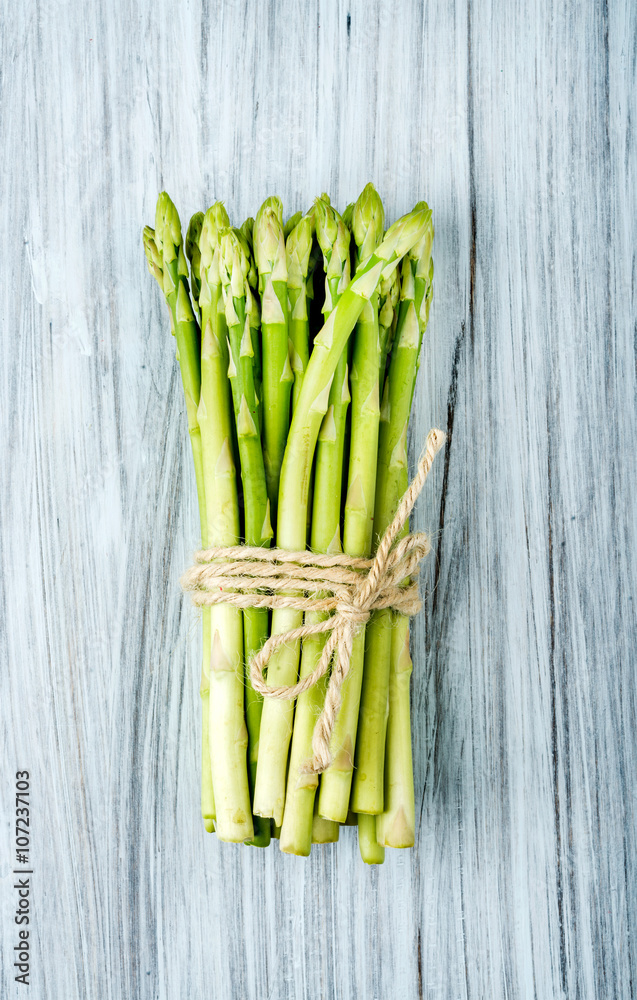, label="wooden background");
[1,1,635,997]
